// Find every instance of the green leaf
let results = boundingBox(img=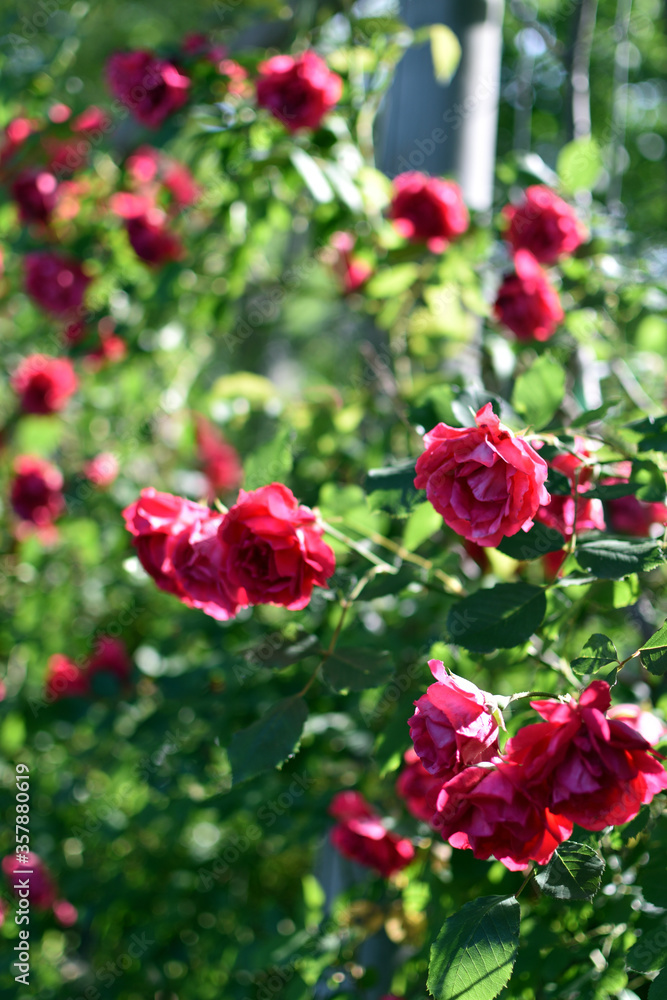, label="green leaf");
[649,968,667,1000]
[570,401,617,428]
[557,138,602,193]
[427,895,520,1000]
[585,481,640,500]
[227,696,308,786]
[447,583,546,652]
[255,633,320,671]
[628,921,667,972]
[570,633,619,679]
[366,459,421,517]
[497,522,565,560]
[631,459,667,502]
[535,842,605,901]
[290,148,334,202]
[629,414,667,453]
[403,502,443,551]
[243,426,294,491]
[575,536,664,579]
[511,354,566,430]
[365,264,420,299]
[322,648,394,692]
[640,621,667,675]
[429,24,462,84]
